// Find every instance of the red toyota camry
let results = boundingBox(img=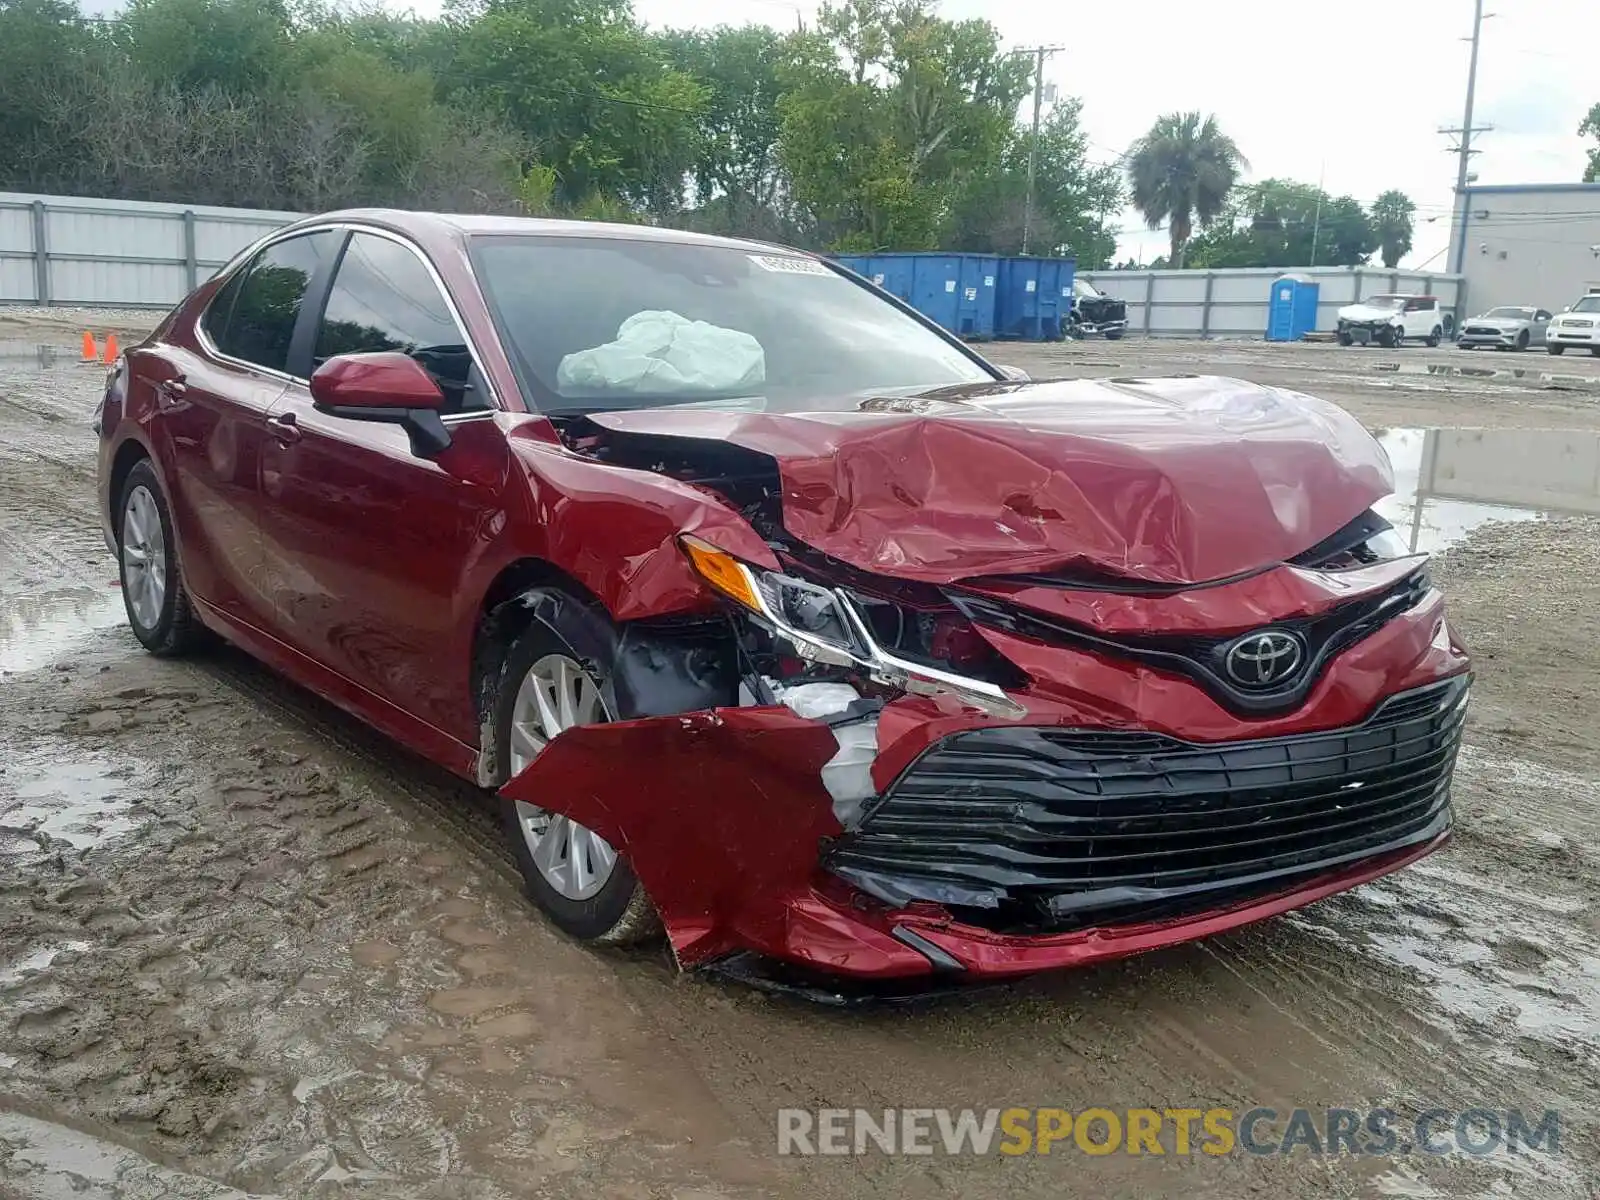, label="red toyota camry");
[95,211,1470,988]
